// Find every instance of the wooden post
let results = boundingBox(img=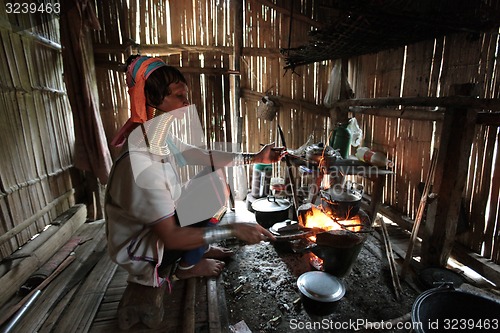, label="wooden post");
[421,84,478,267]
